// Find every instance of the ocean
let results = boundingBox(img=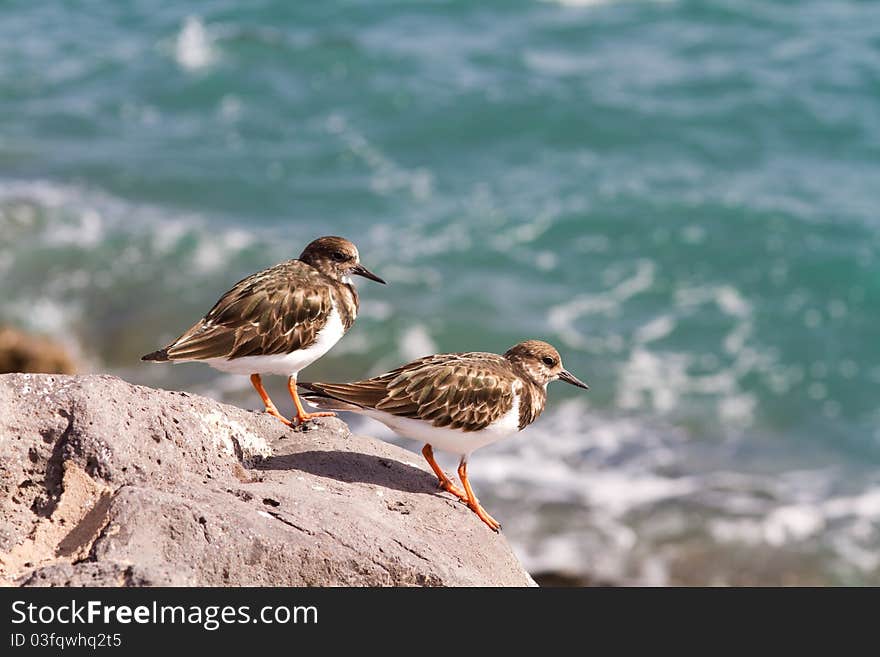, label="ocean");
[1,0,879,585]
